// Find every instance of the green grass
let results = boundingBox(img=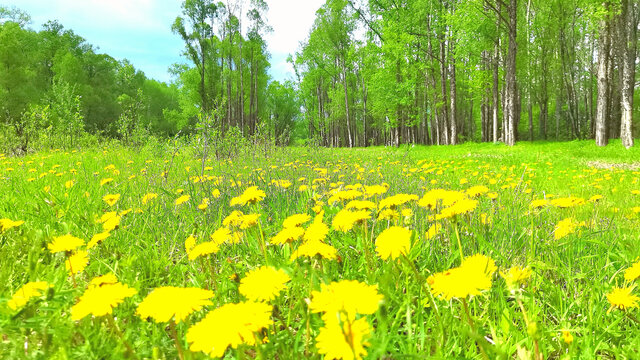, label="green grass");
[1,140,640,359]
